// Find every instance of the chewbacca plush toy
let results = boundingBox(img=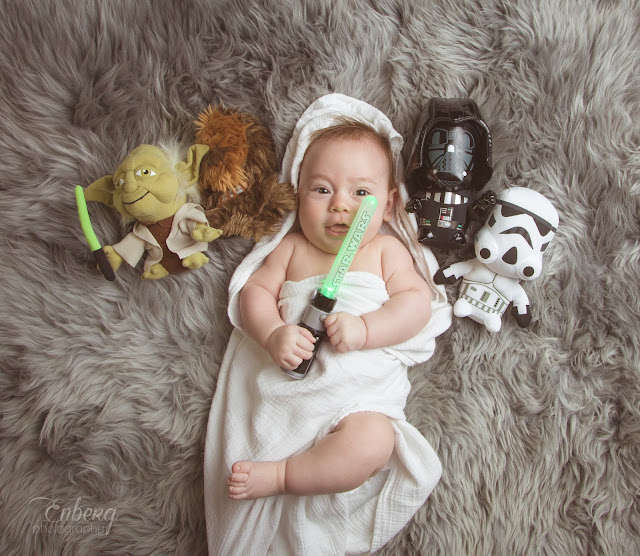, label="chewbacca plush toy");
[194,105,297,242]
